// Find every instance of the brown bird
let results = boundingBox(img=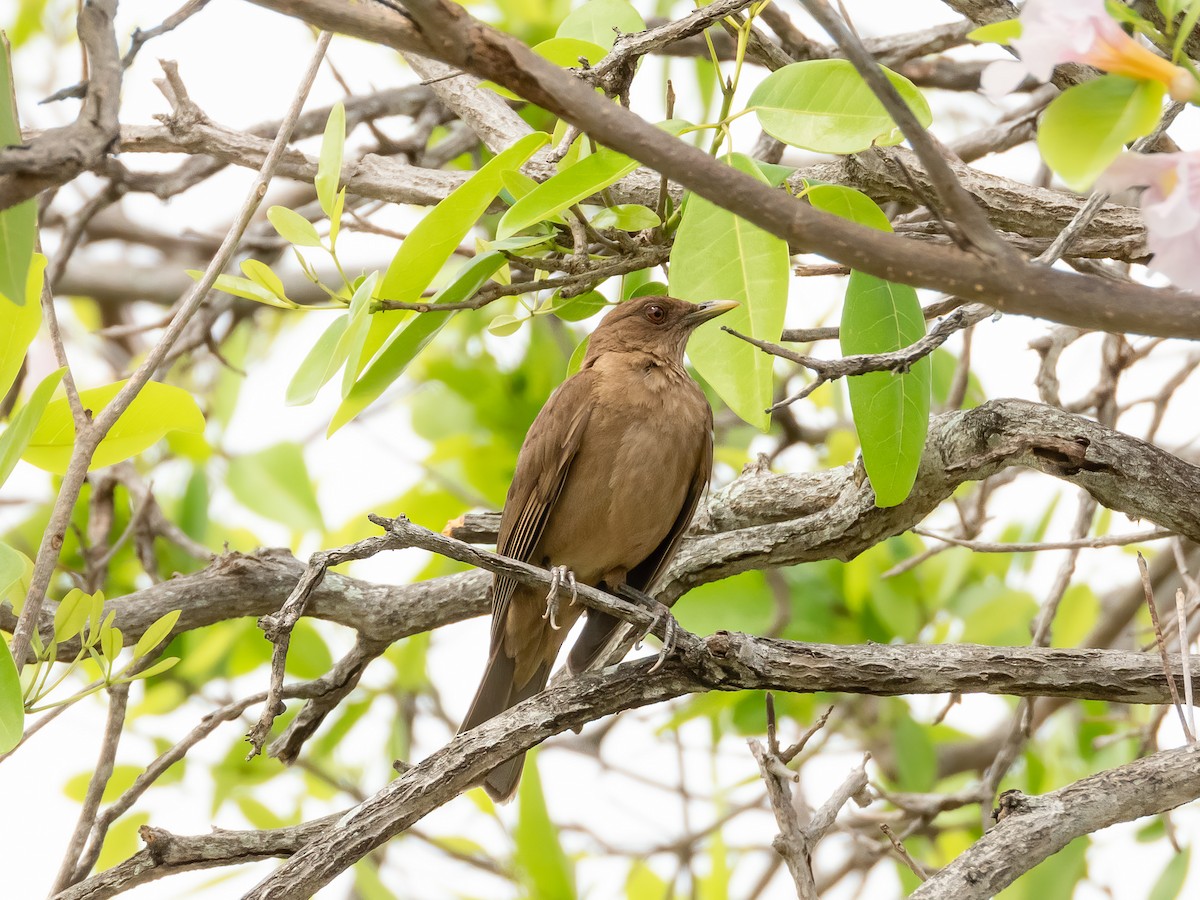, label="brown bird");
[459,295,737,801]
